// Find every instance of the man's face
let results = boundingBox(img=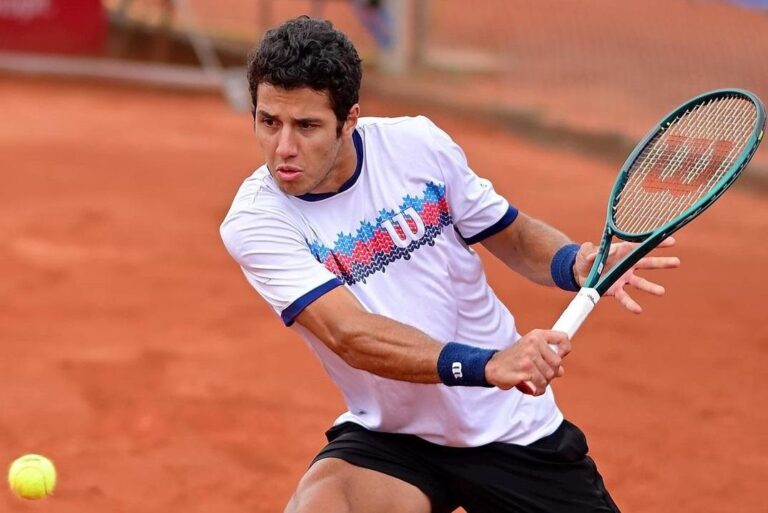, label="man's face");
[254,84,357,196]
